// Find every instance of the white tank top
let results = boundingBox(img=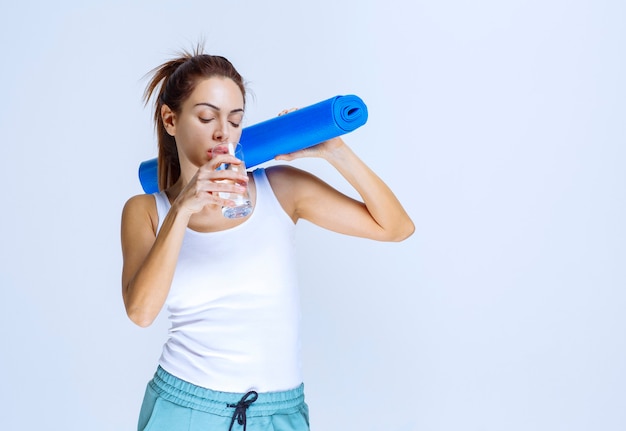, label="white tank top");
[153,168,302,392]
